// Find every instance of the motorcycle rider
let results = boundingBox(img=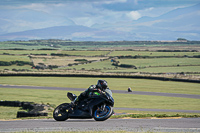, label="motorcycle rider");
[72,79,109,105]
